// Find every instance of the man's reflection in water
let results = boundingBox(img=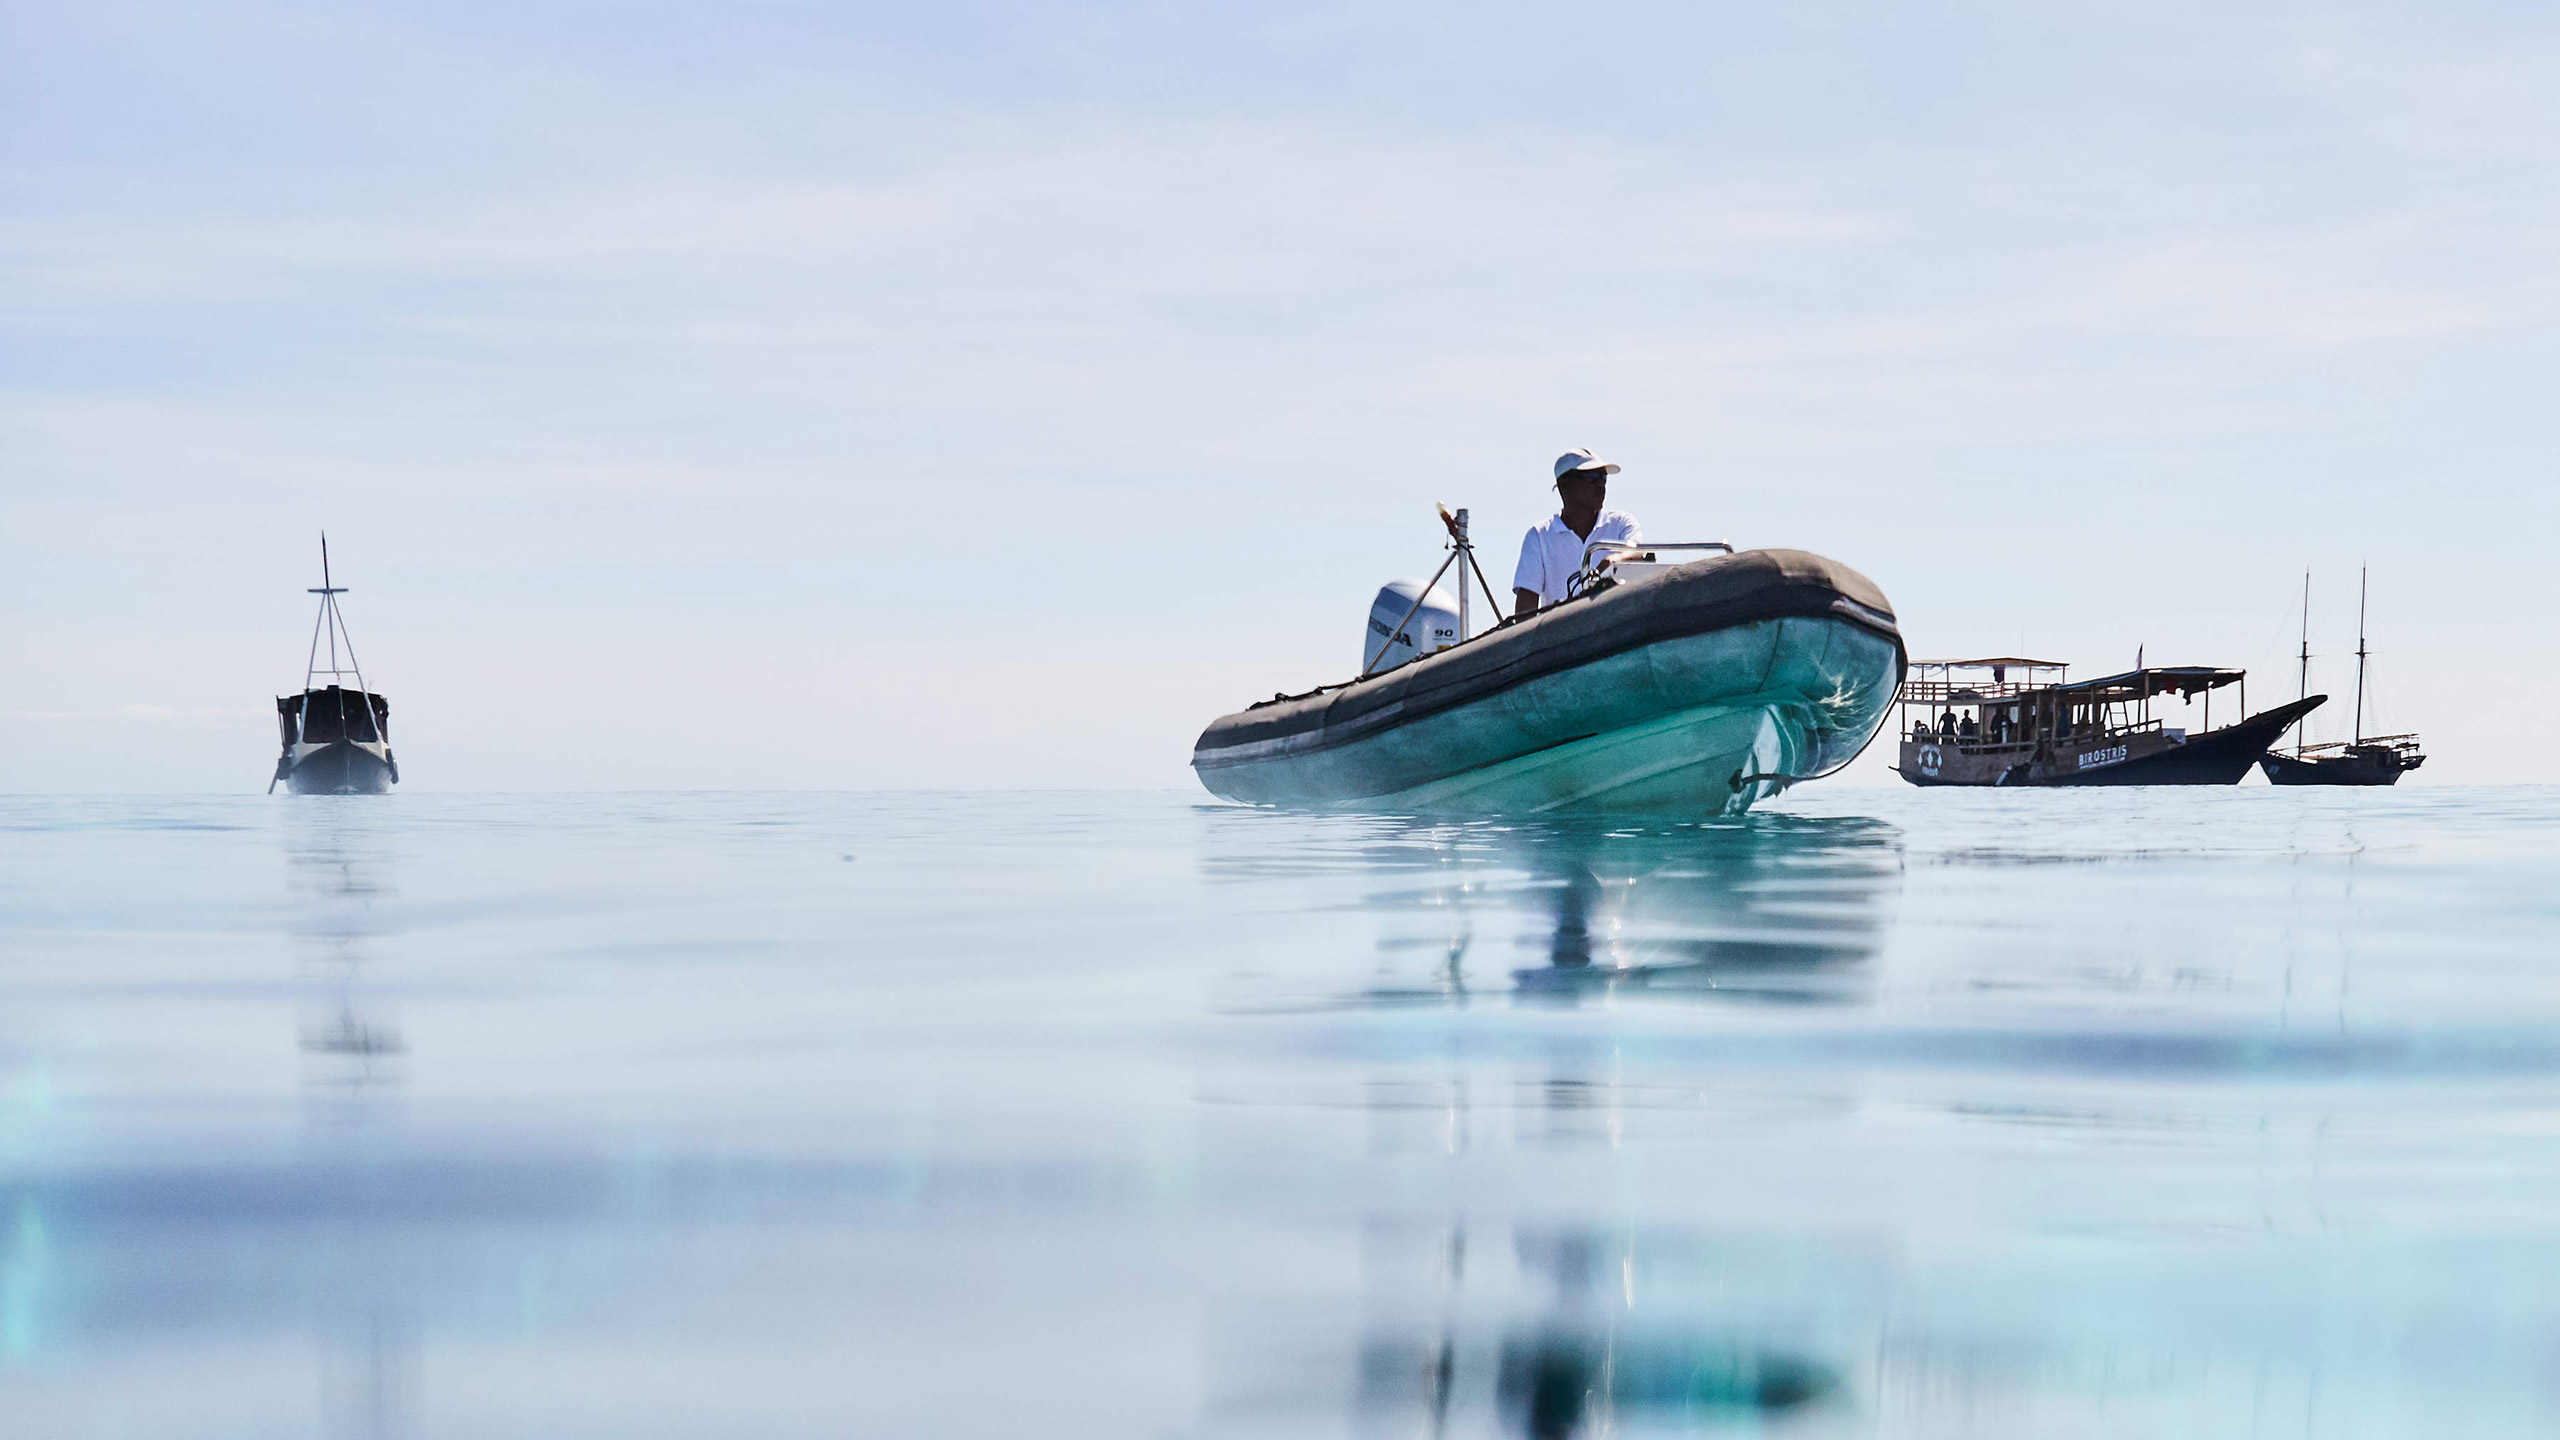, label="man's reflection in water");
[283,812,418,1440]
[1543,863,1608,972]
[1351,1224,1840,1439]
[1498,815,1898,1008]
[1505,1231,1837,1436]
